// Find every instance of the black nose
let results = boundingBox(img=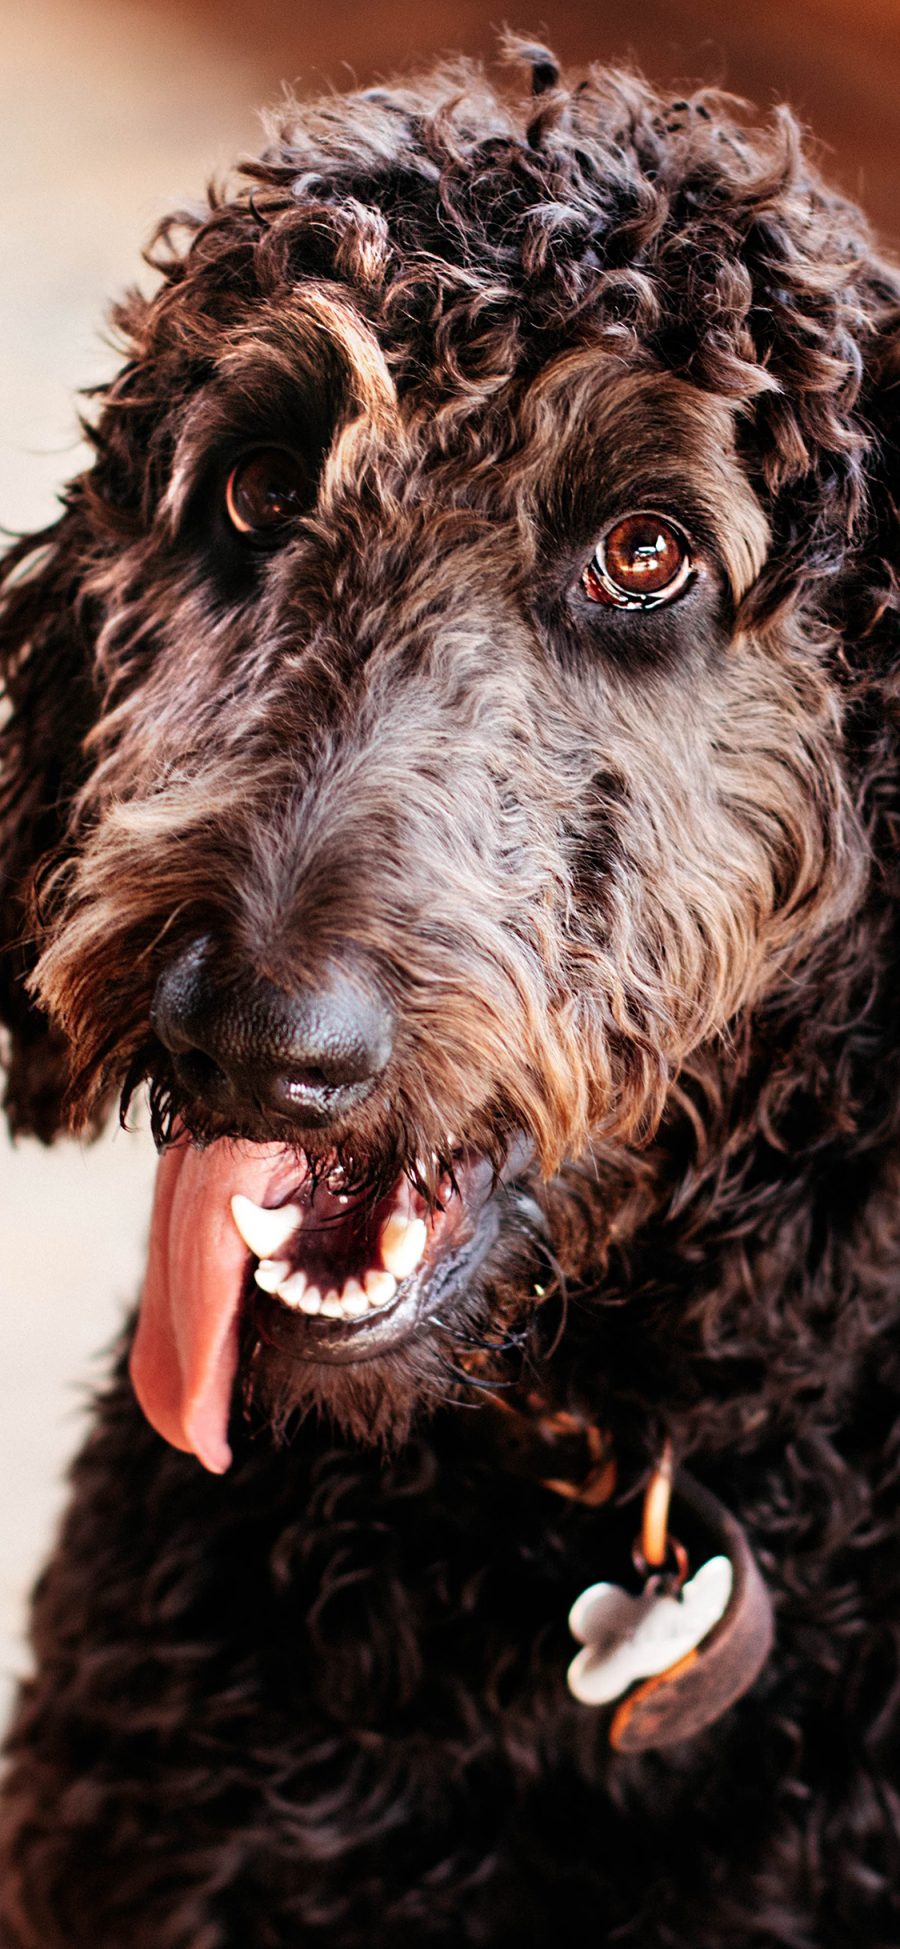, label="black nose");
[151,938,394,1130]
